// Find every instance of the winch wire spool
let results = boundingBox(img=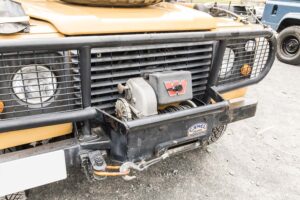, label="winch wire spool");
[159,101,195,114]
